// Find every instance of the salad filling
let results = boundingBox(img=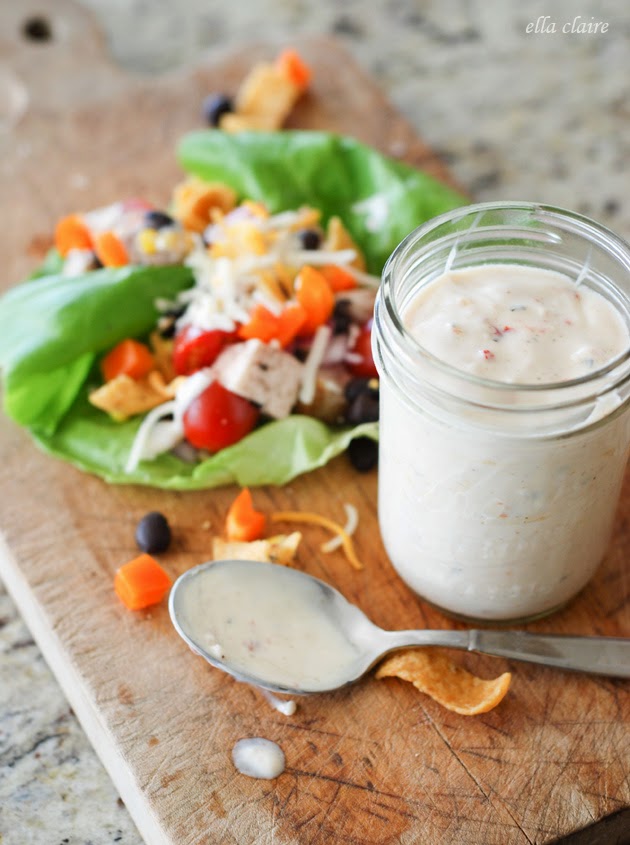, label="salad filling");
[66,186,382,471]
